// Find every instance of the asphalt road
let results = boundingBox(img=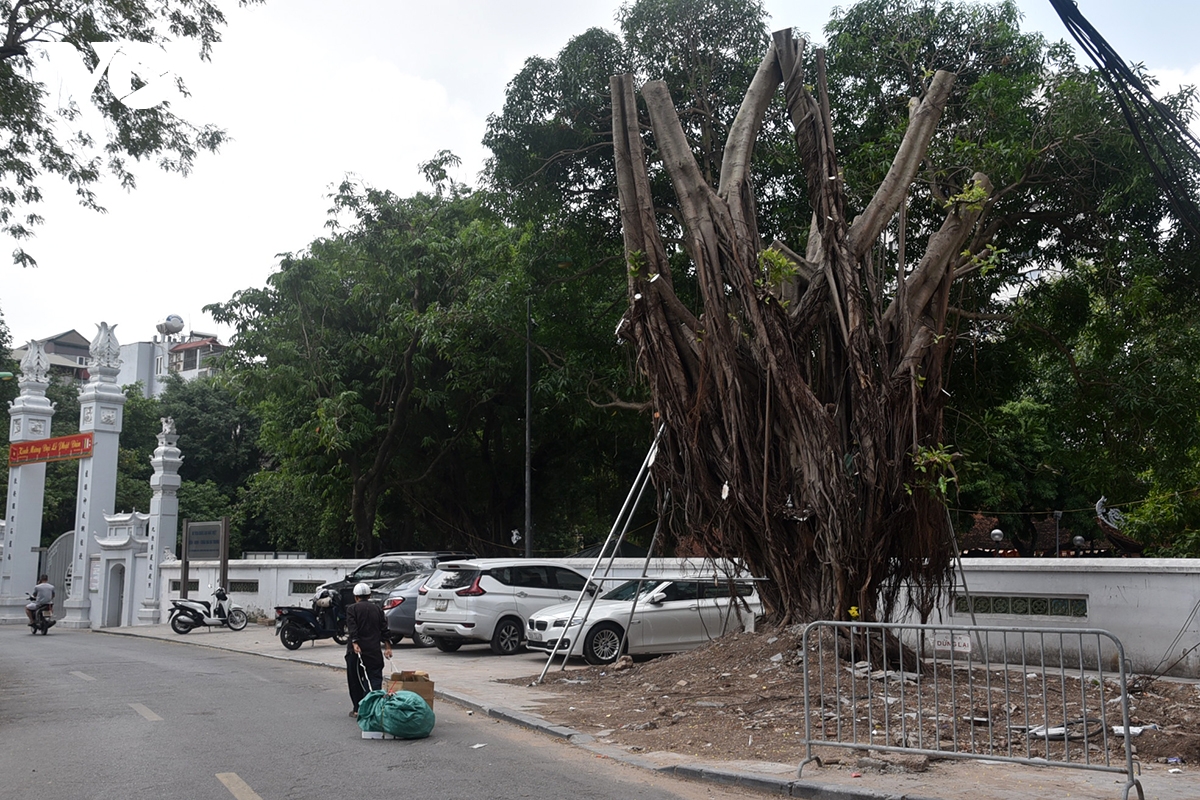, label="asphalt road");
[0,626,754,800]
